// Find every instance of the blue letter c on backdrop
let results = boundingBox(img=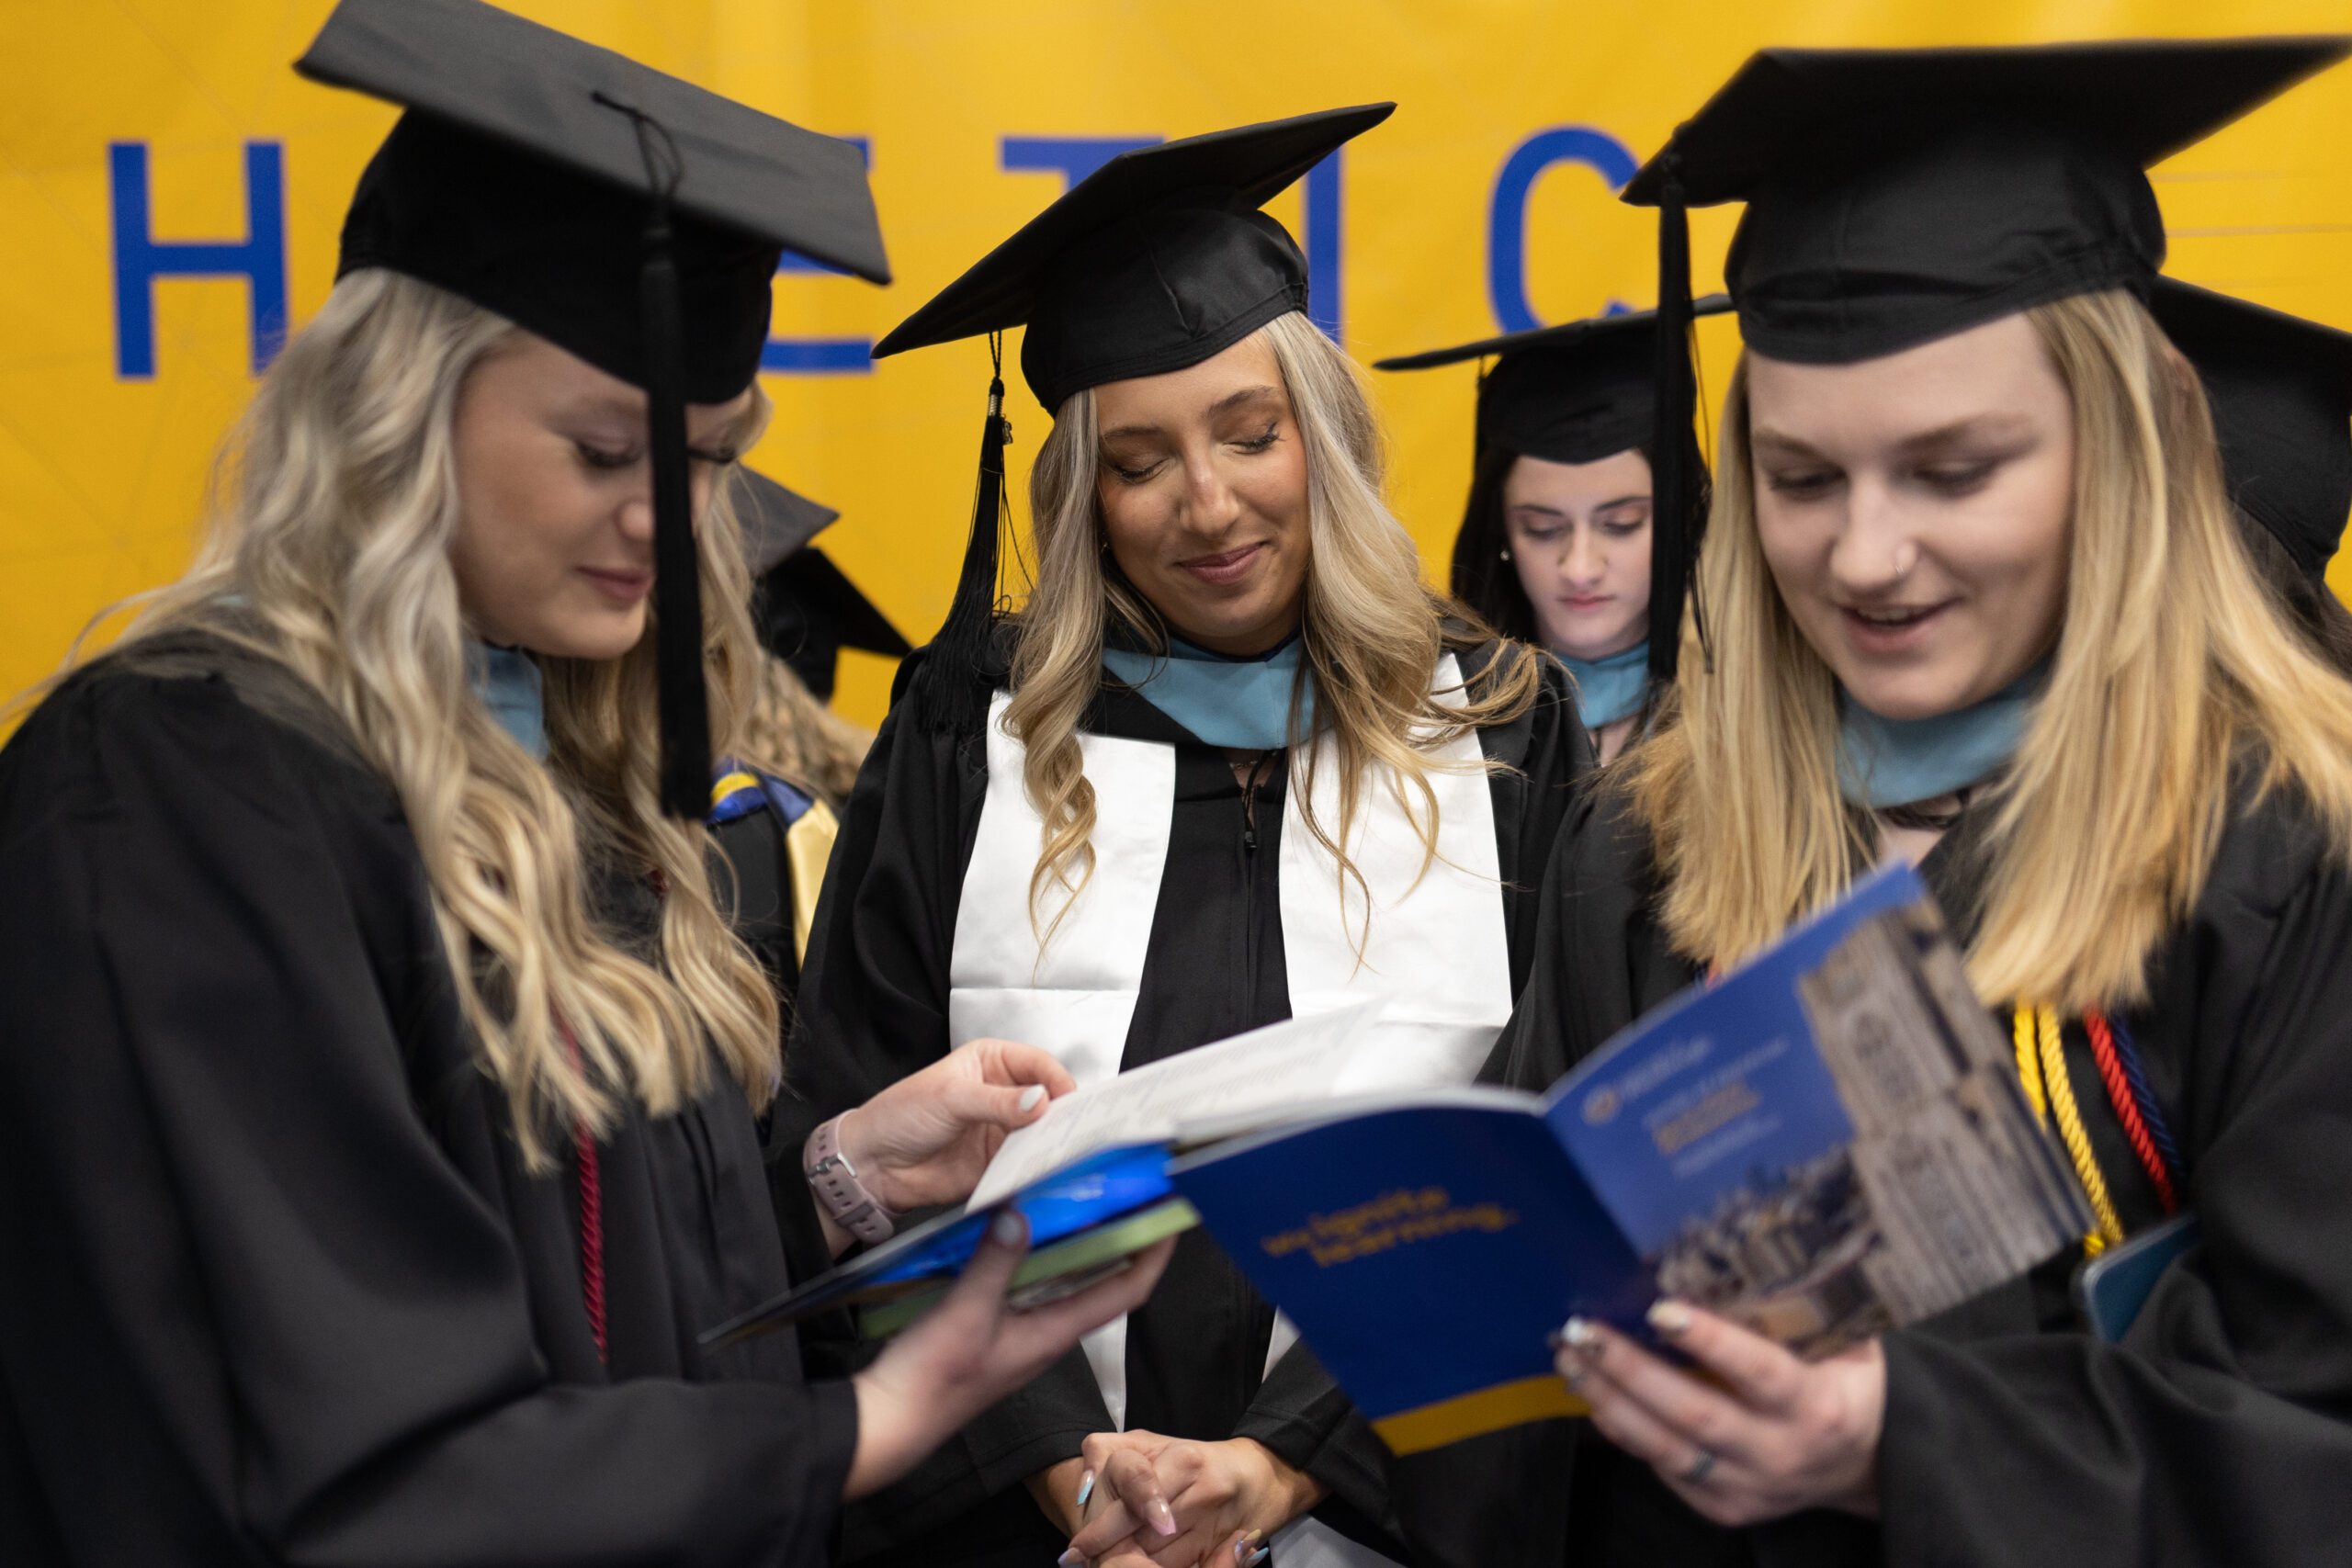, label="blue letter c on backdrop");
[1487,127,1637,335]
